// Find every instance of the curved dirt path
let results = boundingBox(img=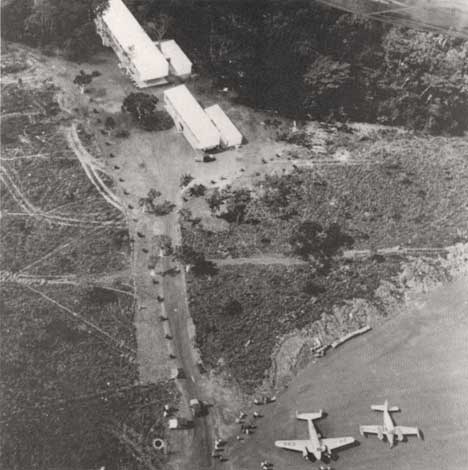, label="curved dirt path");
[4,44,218,469]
